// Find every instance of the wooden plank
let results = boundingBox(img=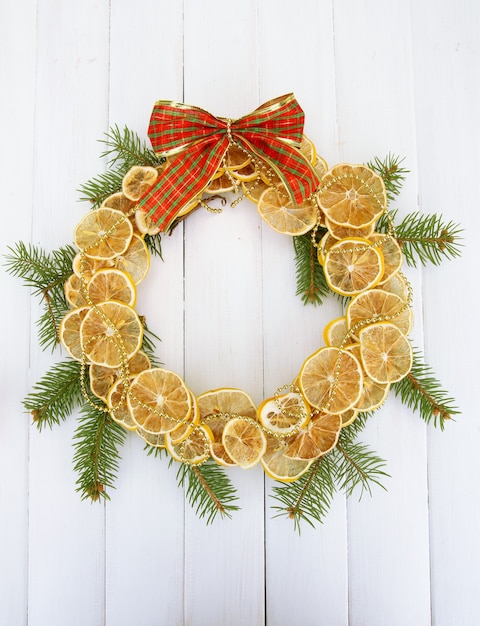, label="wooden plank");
[410,1,480,624]
[257,1,350,623]
[27,2,110,624]
[0,1,37,623]
[105,2,186,624]
[182,1,265,624]
[332,1,432,624]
